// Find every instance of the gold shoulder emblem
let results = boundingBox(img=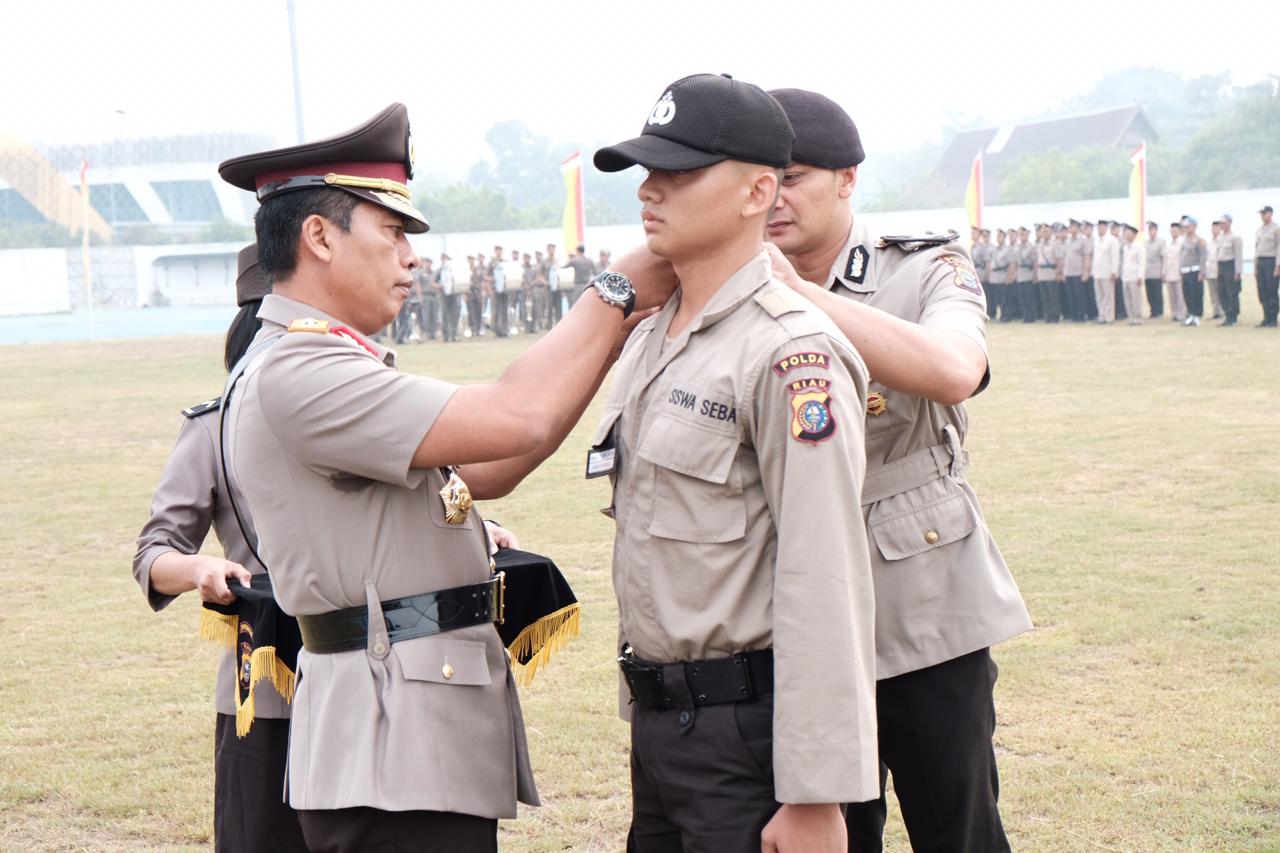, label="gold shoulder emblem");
[288,318,330,333]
